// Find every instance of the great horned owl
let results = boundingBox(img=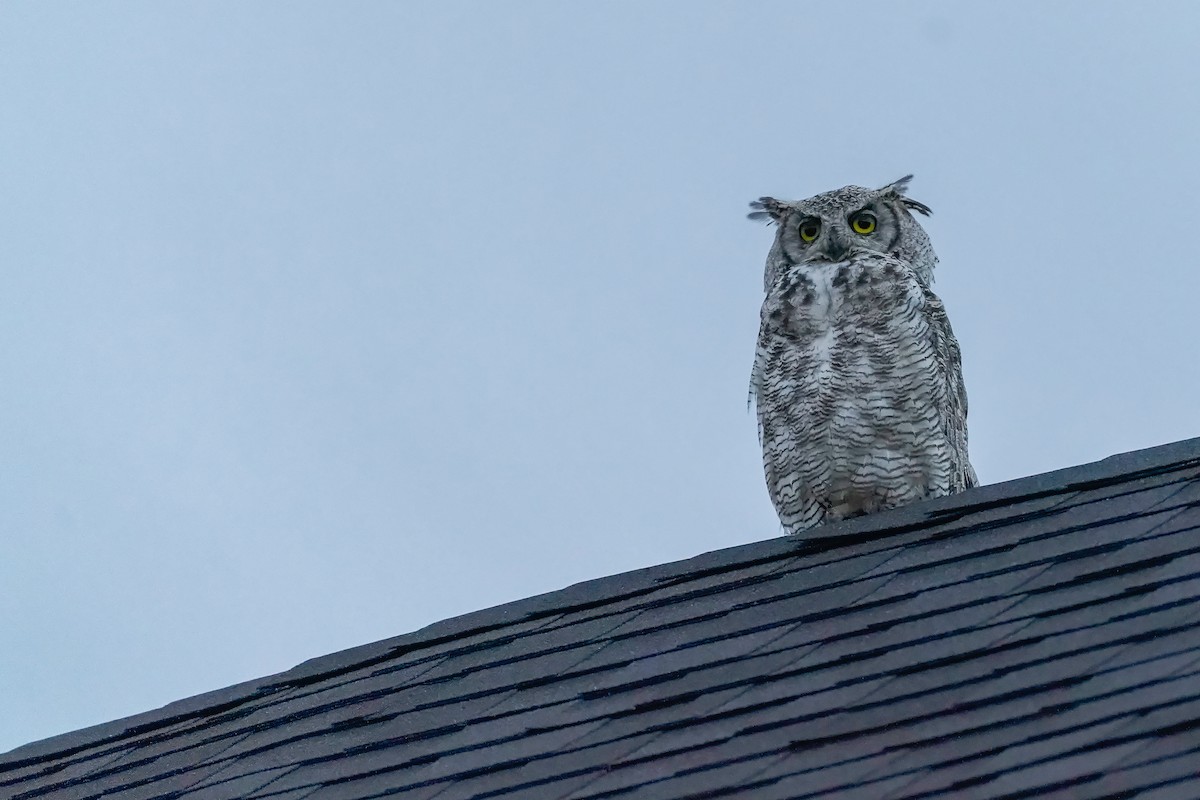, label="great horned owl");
[749,175,977,535]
